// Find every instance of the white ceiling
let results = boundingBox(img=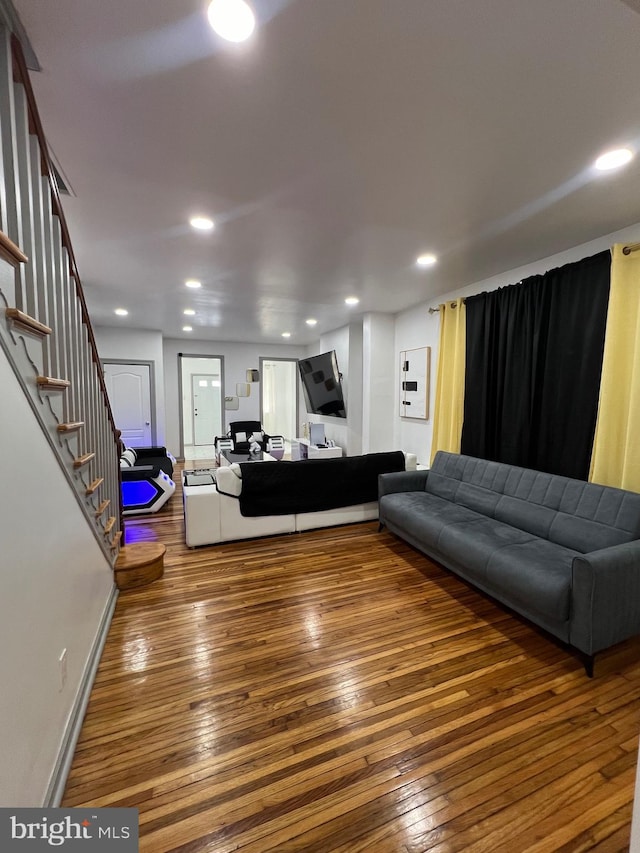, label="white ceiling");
[12,0,640,345]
